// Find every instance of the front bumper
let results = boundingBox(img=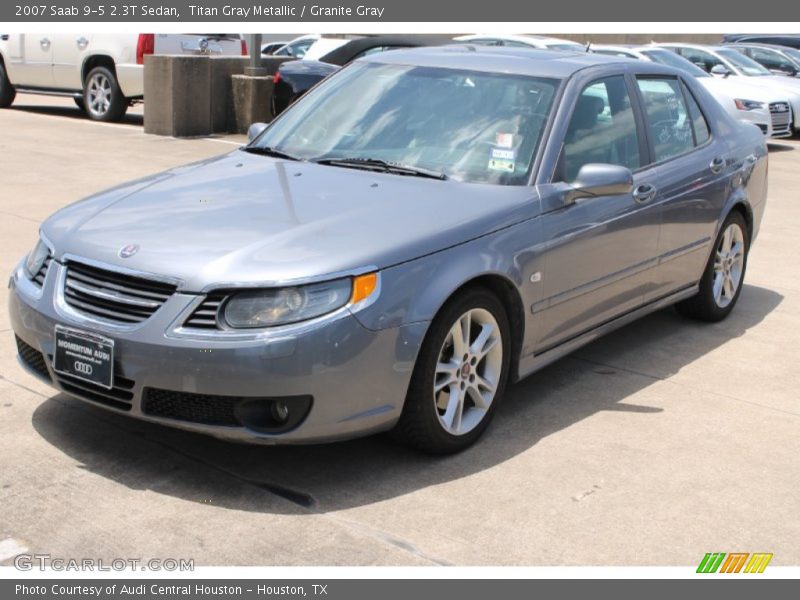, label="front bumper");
[8,259,427,444]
